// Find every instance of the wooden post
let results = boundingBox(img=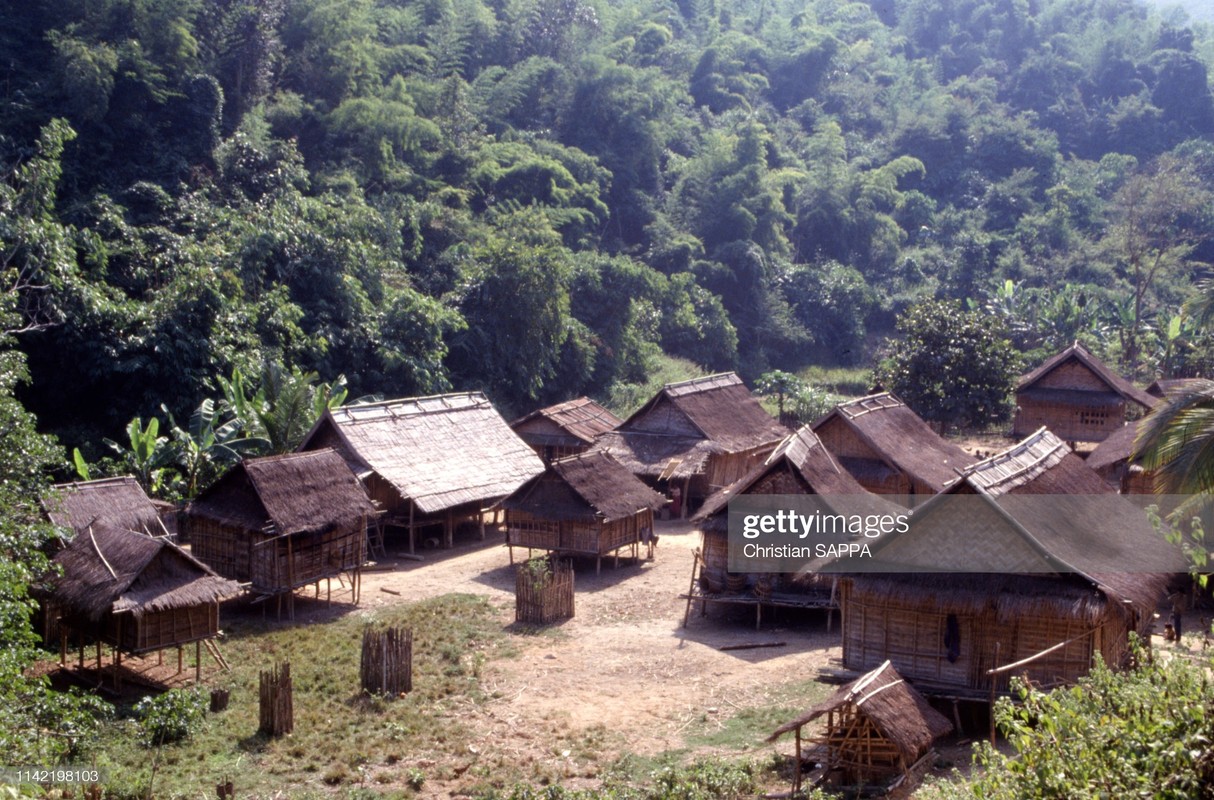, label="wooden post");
[258,662,293,737]
[408,502,415,554]
[989,641,1000,746]
[196,640,202,683]
[794,726,803,794]
[59,626,67,666]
